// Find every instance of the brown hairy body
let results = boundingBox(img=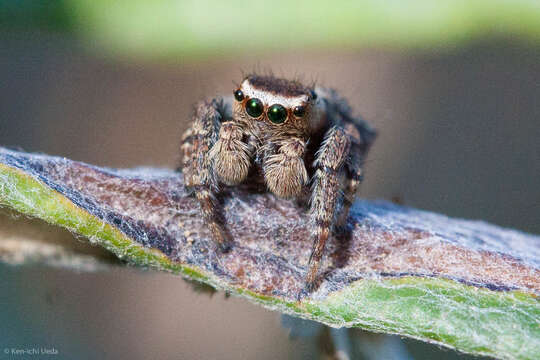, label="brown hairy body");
[180,74,376,295]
